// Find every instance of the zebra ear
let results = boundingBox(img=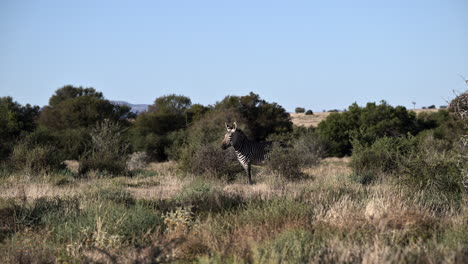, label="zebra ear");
[225,122,230,131]
[233,122,237,130]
